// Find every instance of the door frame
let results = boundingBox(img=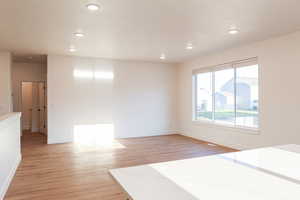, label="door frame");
[20,80,47,134]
